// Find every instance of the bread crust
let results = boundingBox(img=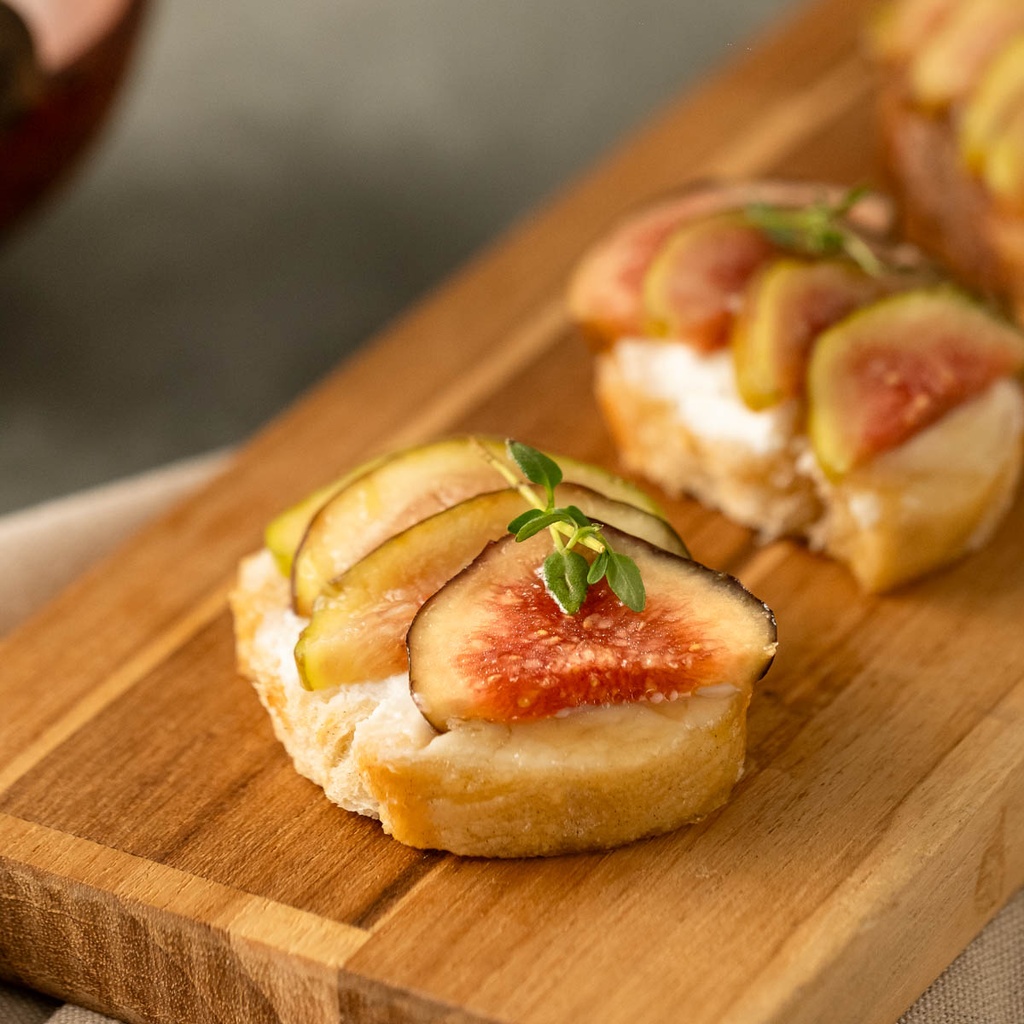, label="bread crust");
[876,65,1024,322]
[595,342,1024,591]
[231,550,754,857]
[595,349,821,540]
